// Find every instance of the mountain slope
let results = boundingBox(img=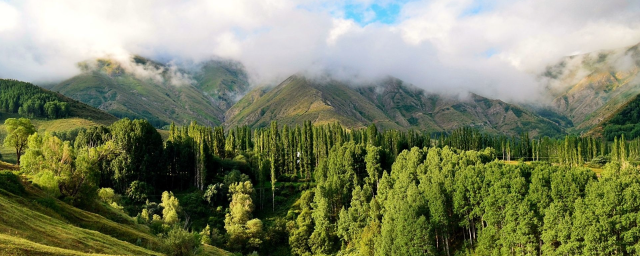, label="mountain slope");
[225,75,402,130]
[193,60,250,111]
[356,77,562,137]
[52,57,250,128]
[588,92,640,140]
[545,43,640,132]
[226,75,563,137]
